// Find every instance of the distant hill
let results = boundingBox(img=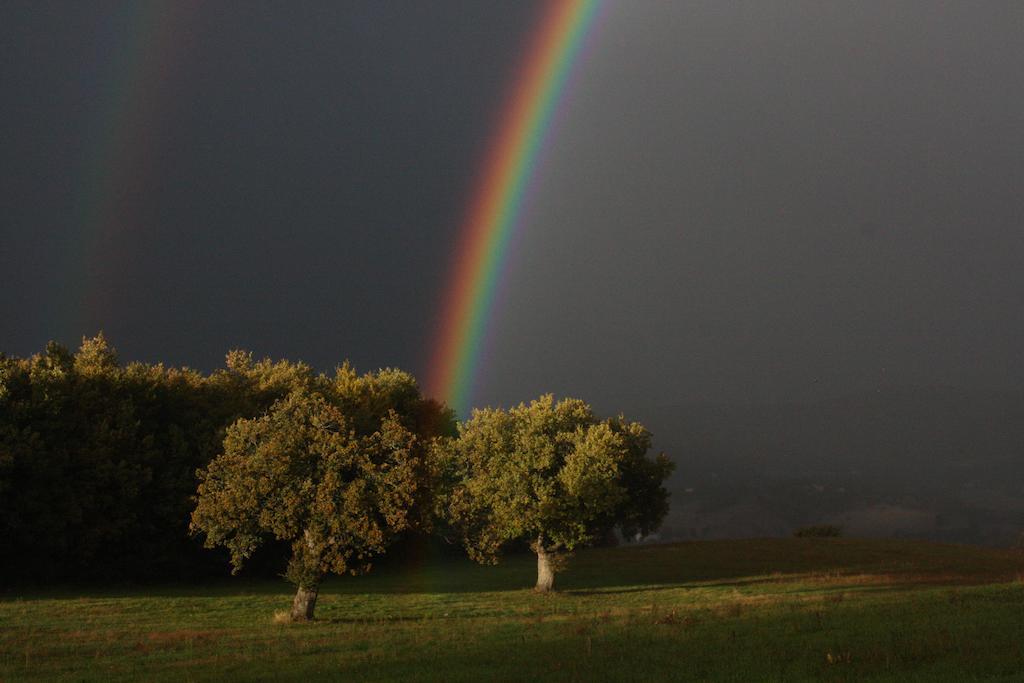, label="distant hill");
[646,387,1024,545]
